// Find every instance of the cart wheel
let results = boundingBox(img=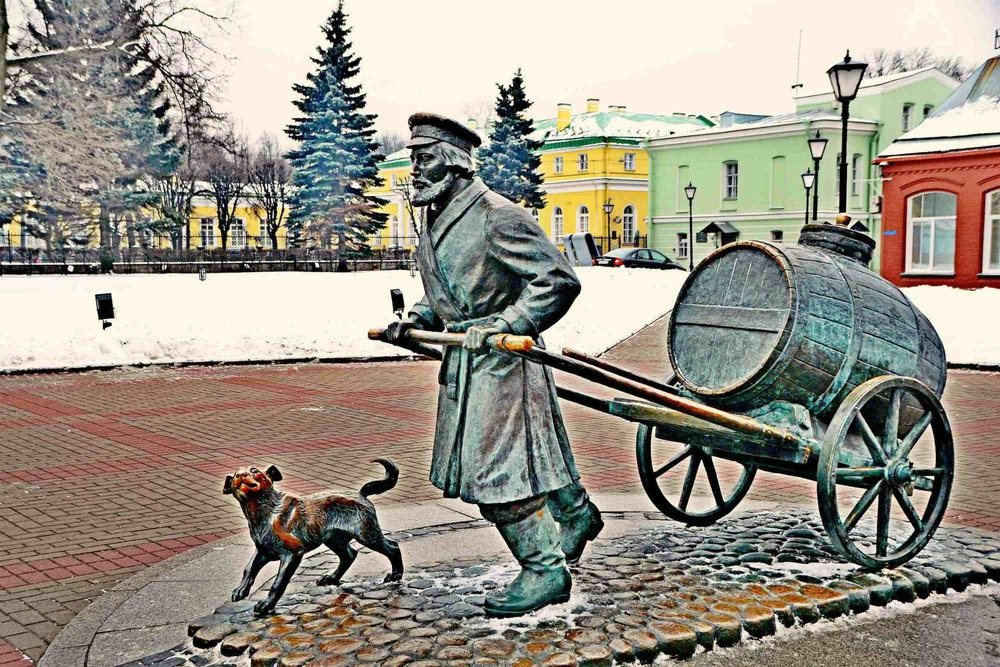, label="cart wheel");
[818,375,953,569]
[636,405,756,526]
